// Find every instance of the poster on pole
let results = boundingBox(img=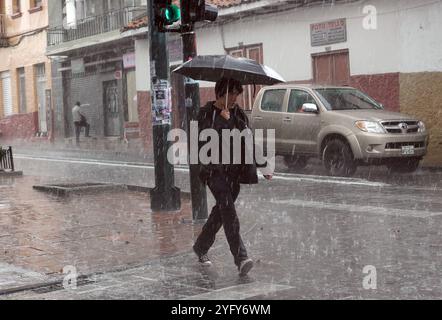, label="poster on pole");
[45,89,52,134]
[152,80,172,125]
